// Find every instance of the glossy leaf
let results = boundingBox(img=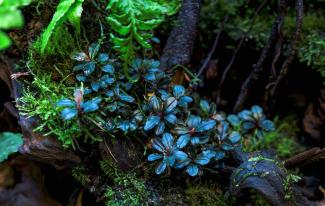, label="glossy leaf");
[173,150,188,161]
[148,153,163,161]
[155,161,167,175]
[176,134,190,148]
[61,108,78,120]
[162,133,174,149]
[186,164,199,176]
[144,115,160,131]
[197,119,216,132]
[164,97,177,113]
[172,85,185,98]
[164,114,177,124]
[57,99,75,107]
